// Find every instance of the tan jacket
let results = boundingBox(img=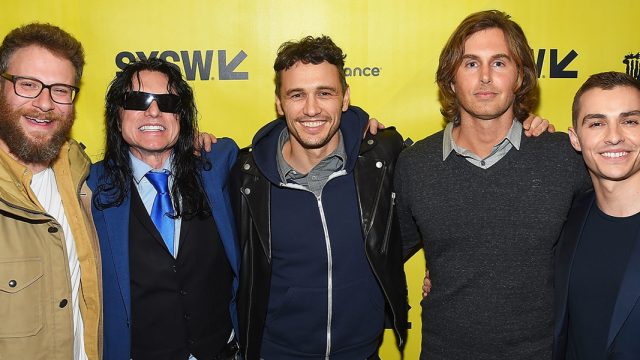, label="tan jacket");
[0,140,102,360]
